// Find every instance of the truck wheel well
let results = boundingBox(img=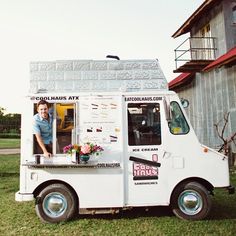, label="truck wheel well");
[33,180,79,212]
[171,177,214,199]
